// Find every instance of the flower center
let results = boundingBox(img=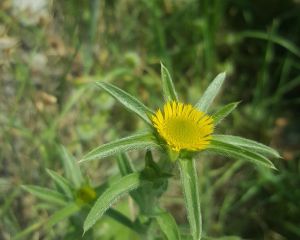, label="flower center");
[165,118,197,142]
